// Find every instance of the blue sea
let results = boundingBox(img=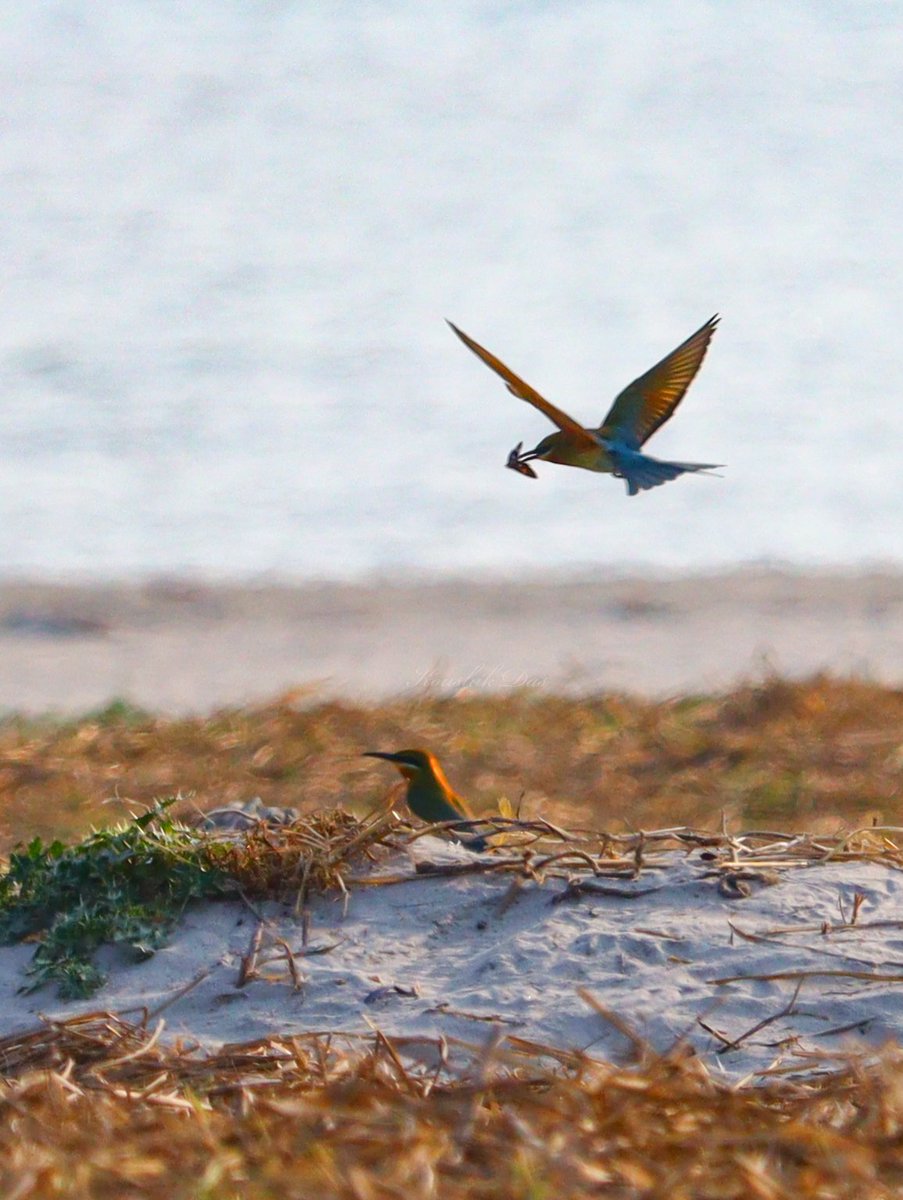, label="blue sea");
[0,2,900,579]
